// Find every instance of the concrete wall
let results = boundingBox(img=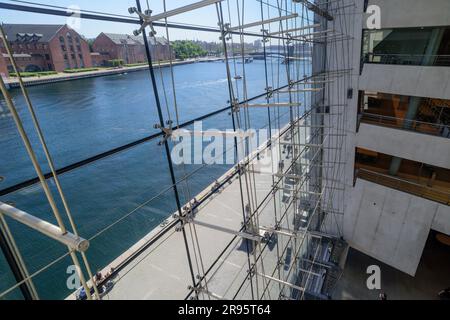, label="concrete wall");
[357,123,450,169]
[367,0,450,28]
[432,205,450,235]
[345,179,450,276]
[359,64,450,100]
